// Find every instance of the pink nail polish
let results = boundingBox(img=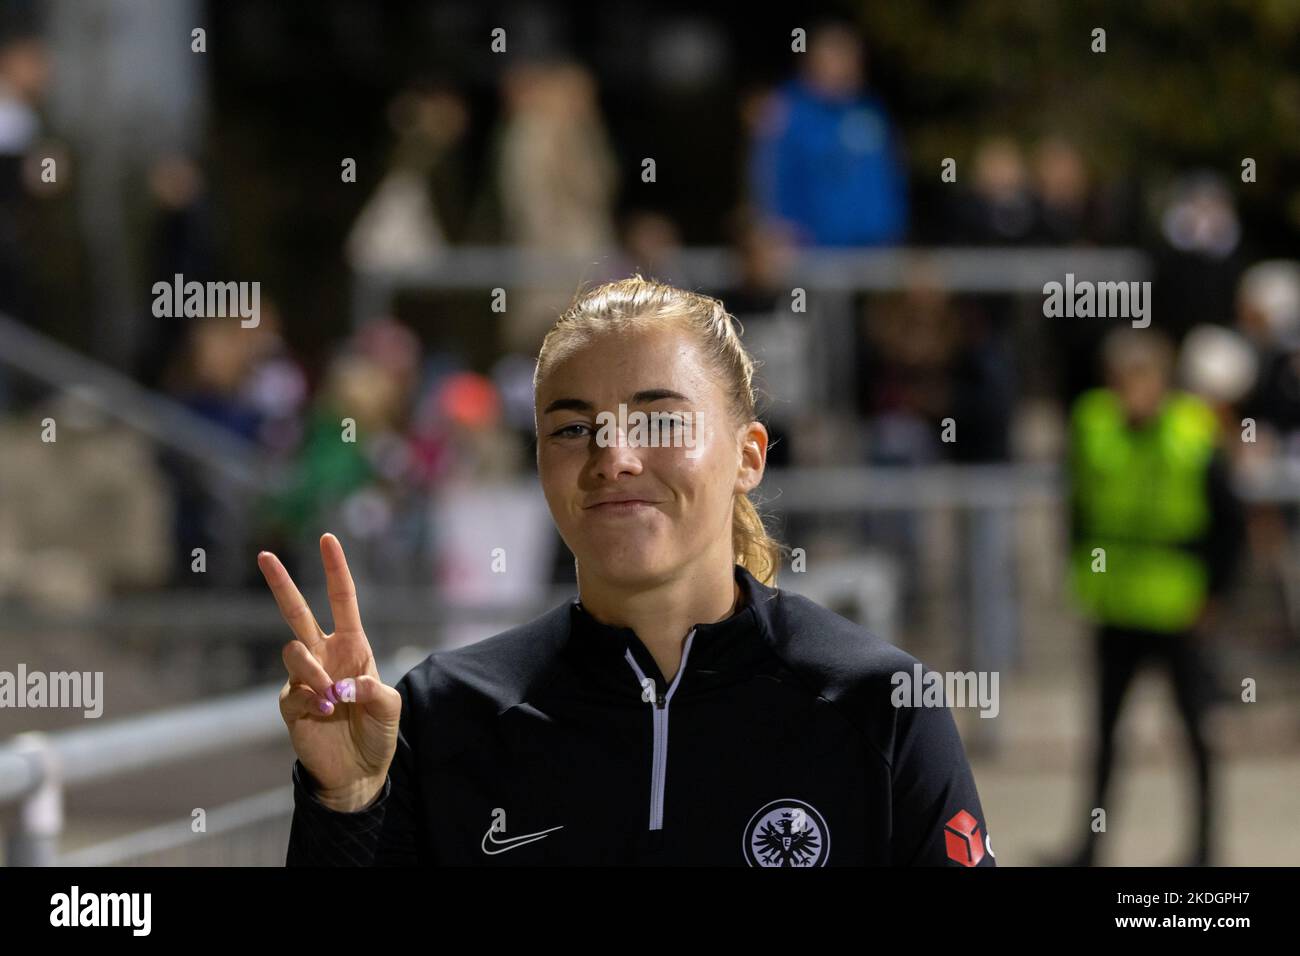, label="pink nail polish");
[325,685,338,704]
[317,699,333,715]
